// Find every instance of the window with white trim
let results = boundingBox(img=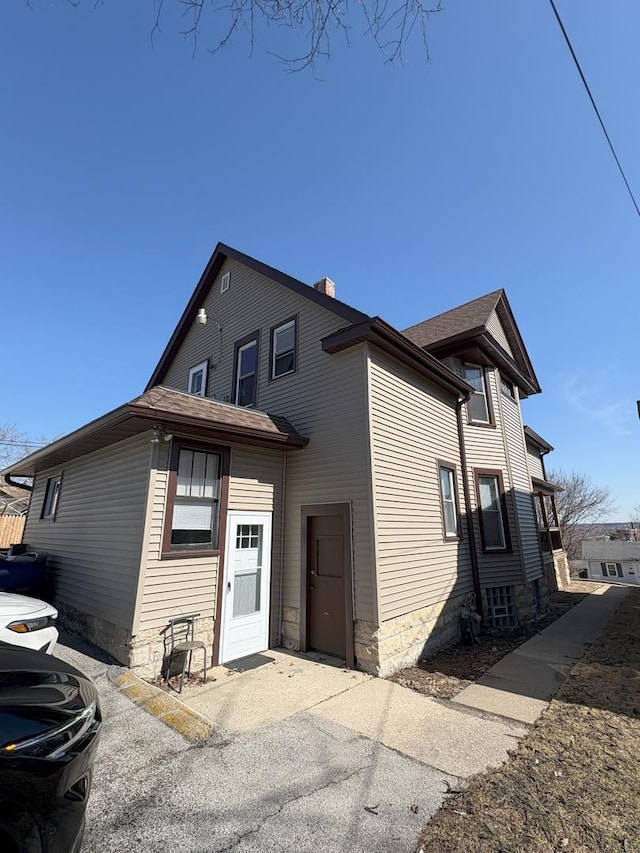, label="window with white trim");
[500,376,515,399]
[604,562,620,578]
[463,364,491,423]
[234,336,258,407]
[271,319,296,379]
[188,360,208,397]
[438,464,459,540]
[477,472,508,550]
[41,475,62,520]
